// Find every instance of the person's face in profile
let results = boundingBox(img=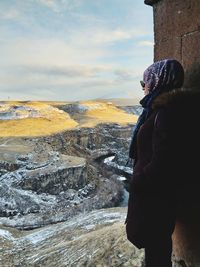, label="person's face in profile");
[140,81,150,95]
